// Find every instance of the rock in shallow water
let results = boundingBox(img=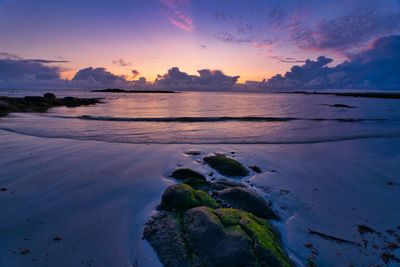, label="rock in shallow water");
[215,186,279,220]
[143,212,198,267]
[144,207,291,267]
[204,154,249,177]
[183,207,258,266]
[160,184,218,211]
[171,168,206,181]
